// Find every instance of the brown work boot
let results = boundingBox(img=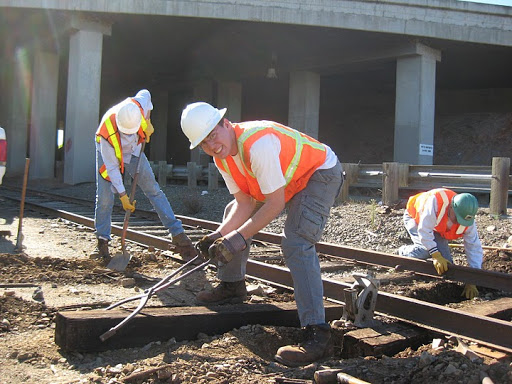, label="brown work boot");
[90,238,110,264]
[170,232,196,260]
[274,323,333,367]
[195,280,247,305]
